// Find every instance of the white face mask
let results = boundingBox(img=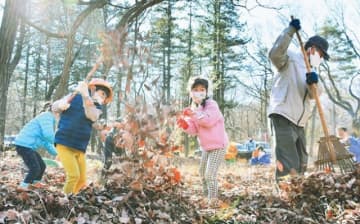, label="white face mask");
[191,91,207,104]
[92,92,105,105]
[310,50,323,68]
